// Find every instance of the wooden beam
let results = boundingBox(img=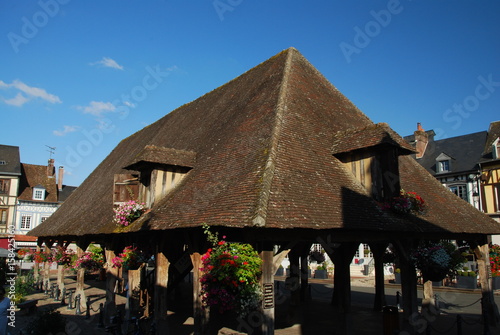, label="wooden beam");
[104,244,120,322]
[370,243,387,311]
[154,248,170,334]
[190,252,207,335]
[473,243,500,332]
[260,248,275,335]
